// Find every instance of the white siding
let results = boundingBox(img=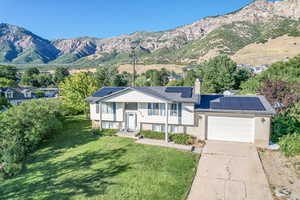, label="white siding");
[90,103,124,122]
[182,103,195,125]
[90,103,99,120]
[104,90,166,103]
